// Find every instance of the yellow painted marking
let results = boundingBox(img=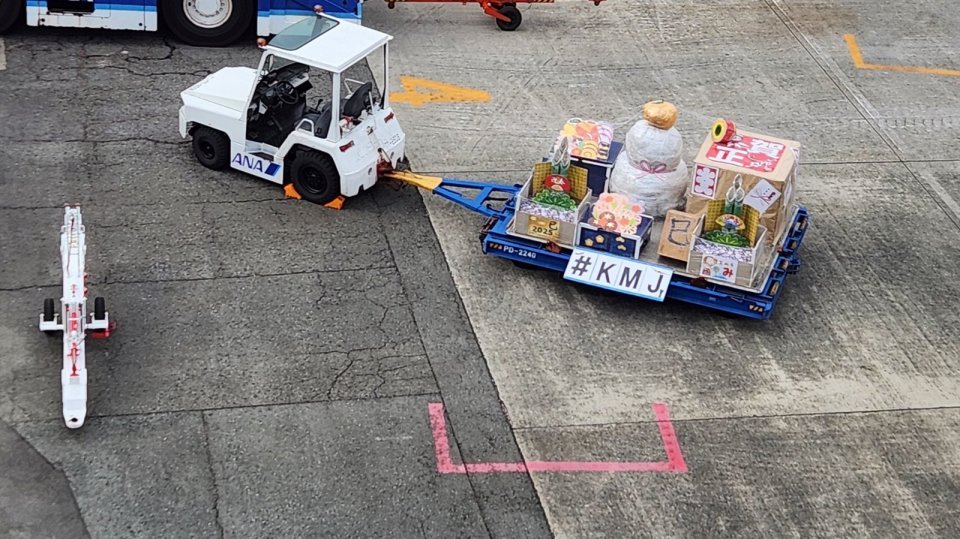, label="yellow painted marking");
[390,77,491,107]
[382,170,443,191]
[844,34,960,77]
